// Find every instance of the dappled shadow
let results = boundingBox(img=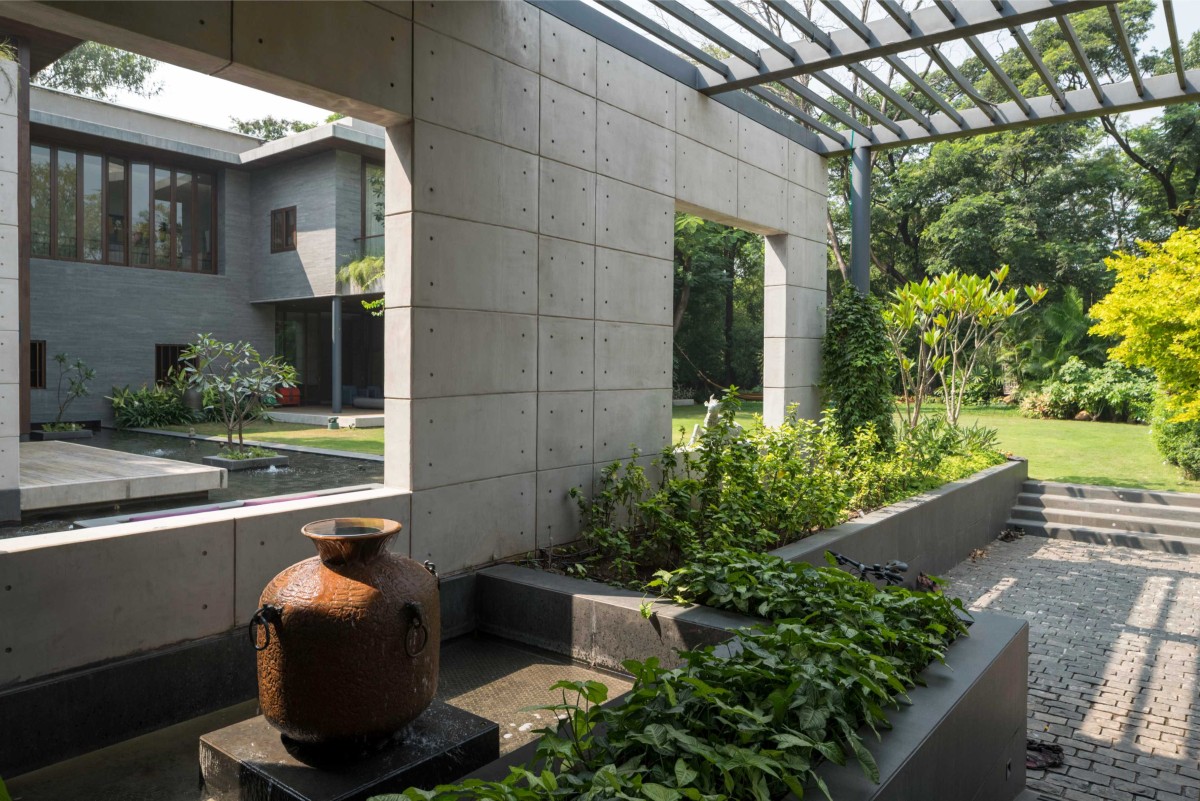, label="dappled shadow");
[945,537,1200,800]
